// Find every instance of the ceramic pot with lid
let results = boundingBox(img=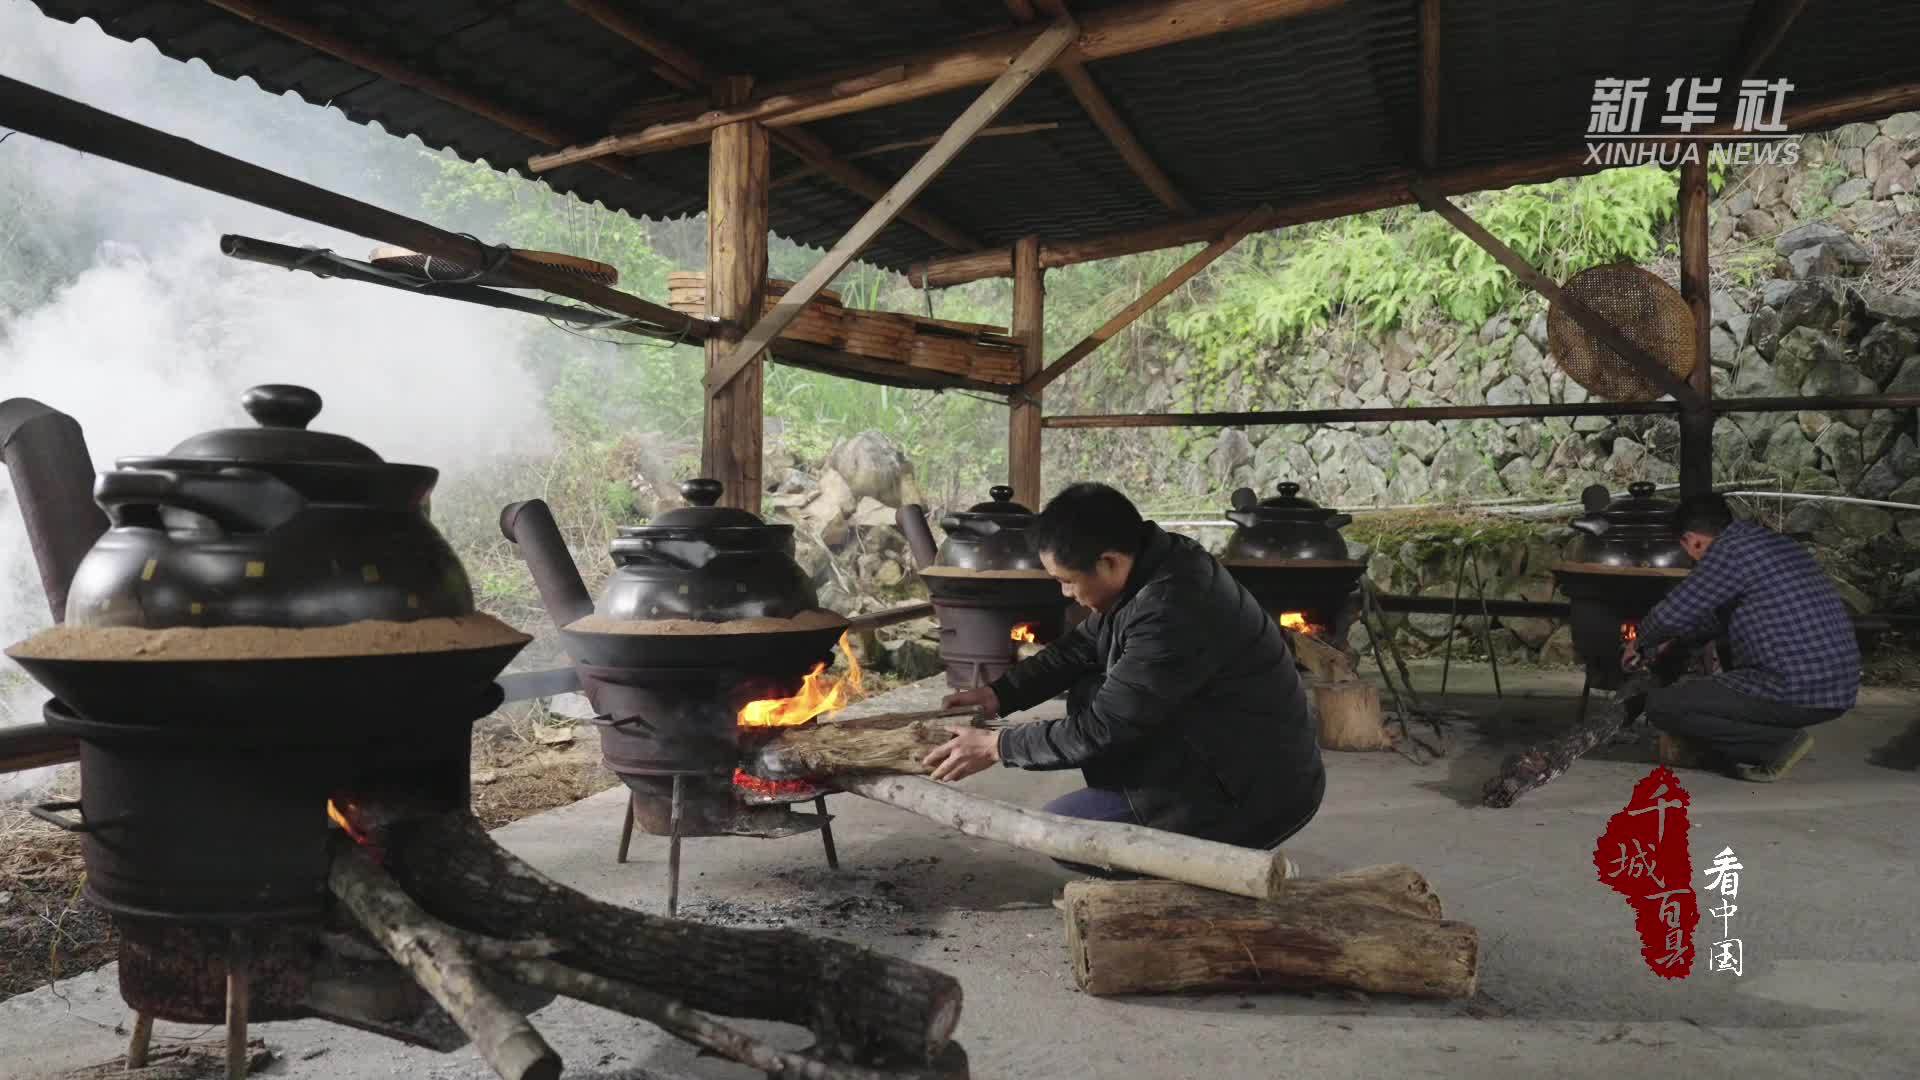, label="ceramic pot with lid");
[600,478,818,622]
[927,485,1045,572]
[1222,482,1354,562]
[64,384,473,628]
[1567,482,1694,569]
